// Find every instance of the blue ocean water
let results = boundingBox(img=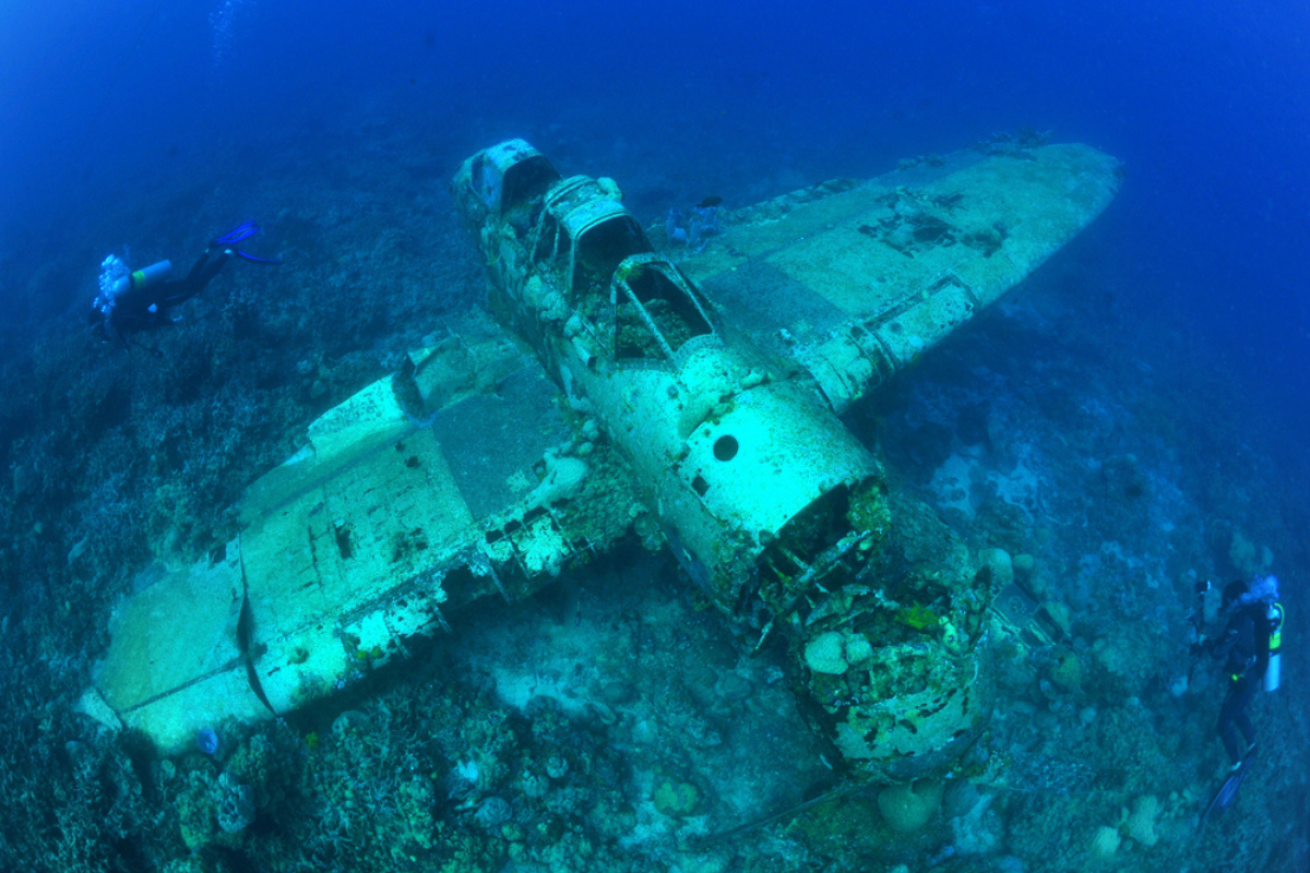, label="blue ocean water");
[1,1,1307,869]
[4,0,1307,442]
